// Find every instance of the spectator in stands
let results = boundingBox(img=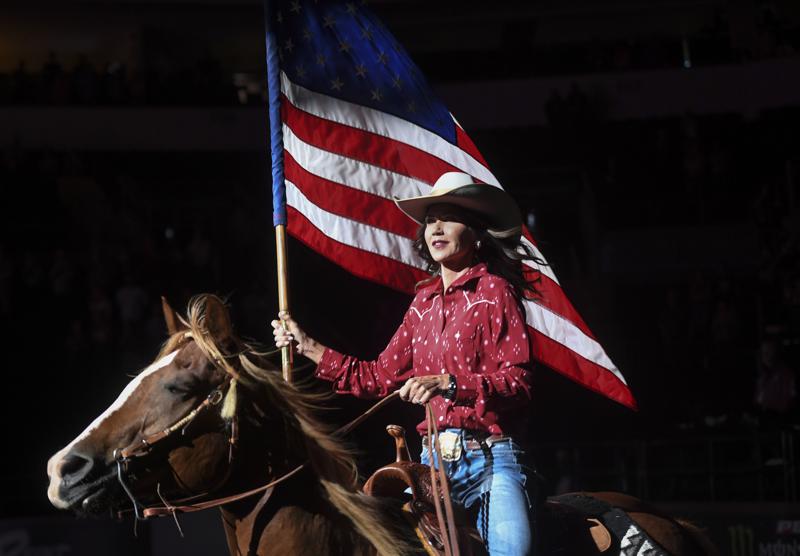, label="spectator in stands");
[754,333,797,420]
